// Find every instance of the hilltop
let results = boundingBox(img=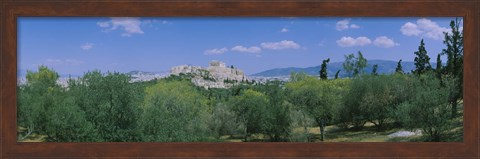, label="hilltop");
[170,60,248,89]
